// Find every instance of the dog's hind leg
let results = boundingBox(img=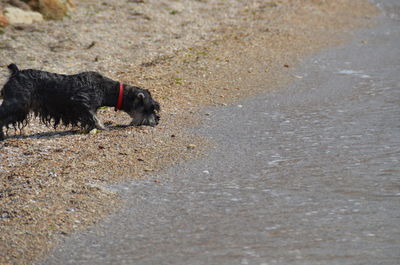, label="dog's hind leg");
[0,124,3,140]
[0,100,29,140]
